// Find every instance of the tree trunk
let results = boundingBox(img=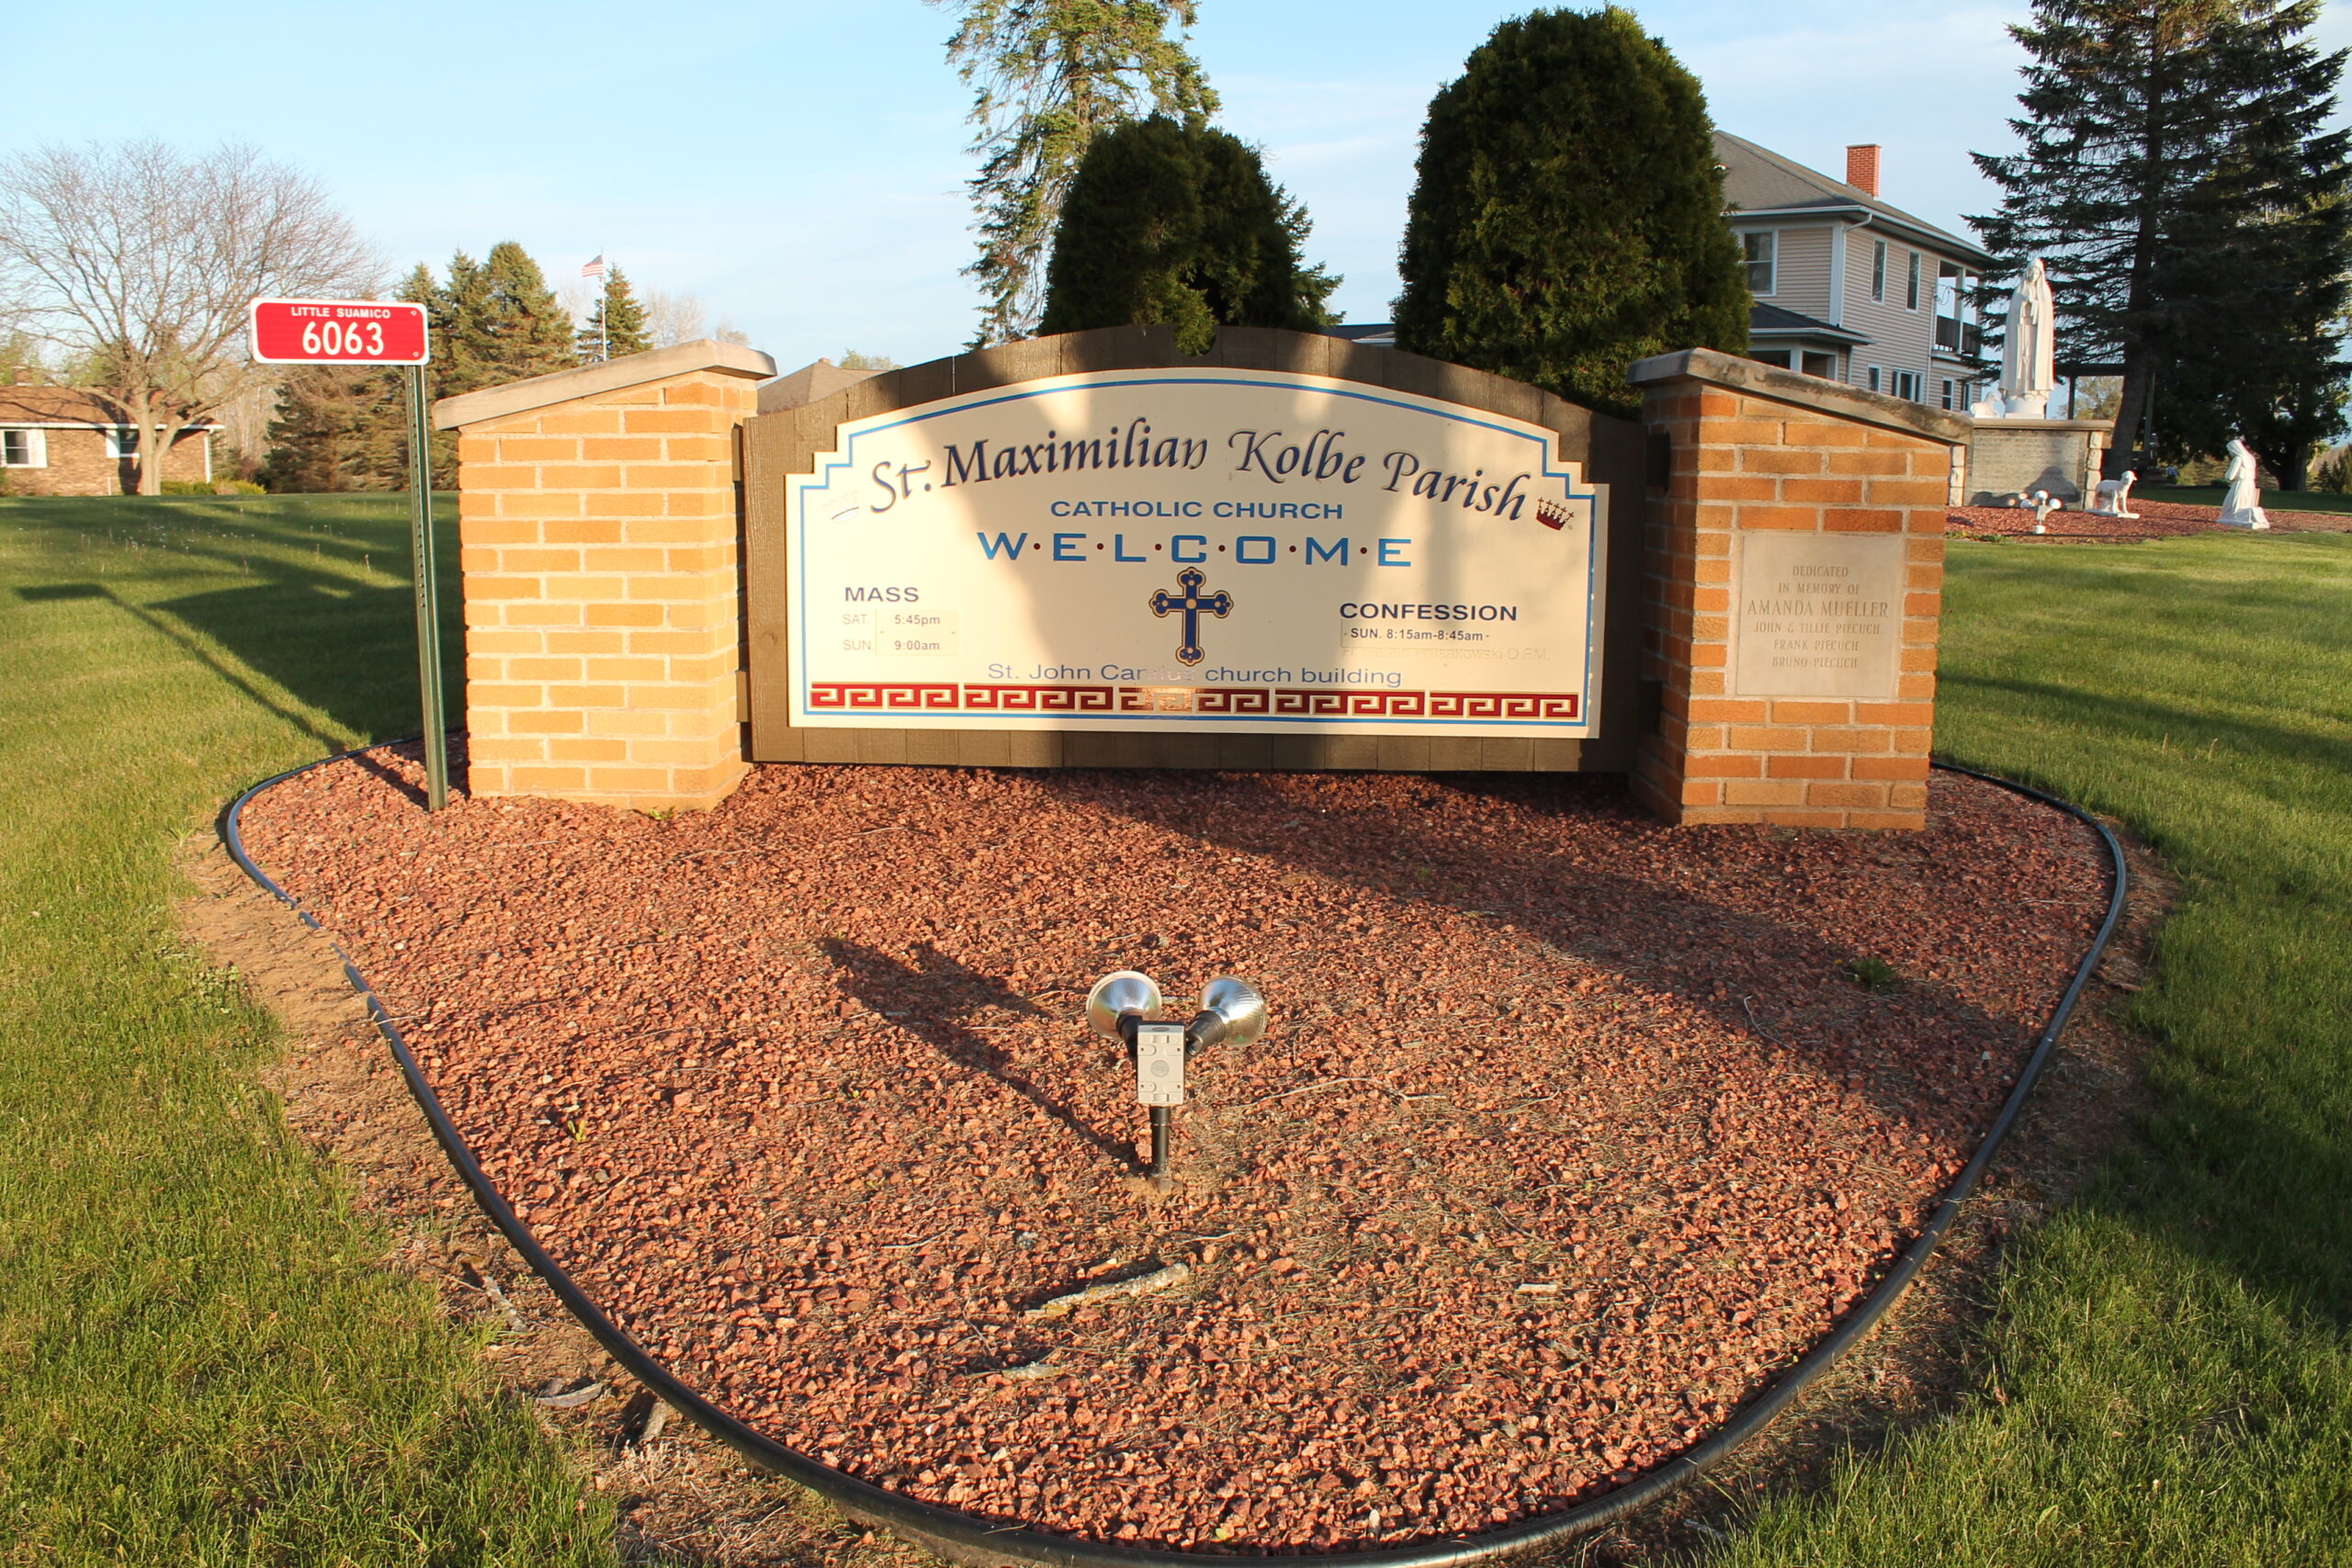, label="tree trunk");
[2280,443,2311,491]
[130,396,164,495]
[2108,352,2154,479]
[153,417,188,491]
